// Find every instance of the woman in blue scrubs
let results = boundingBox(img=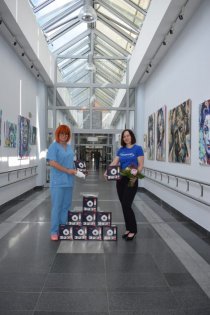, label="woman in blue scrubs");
[47,124,84,241]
